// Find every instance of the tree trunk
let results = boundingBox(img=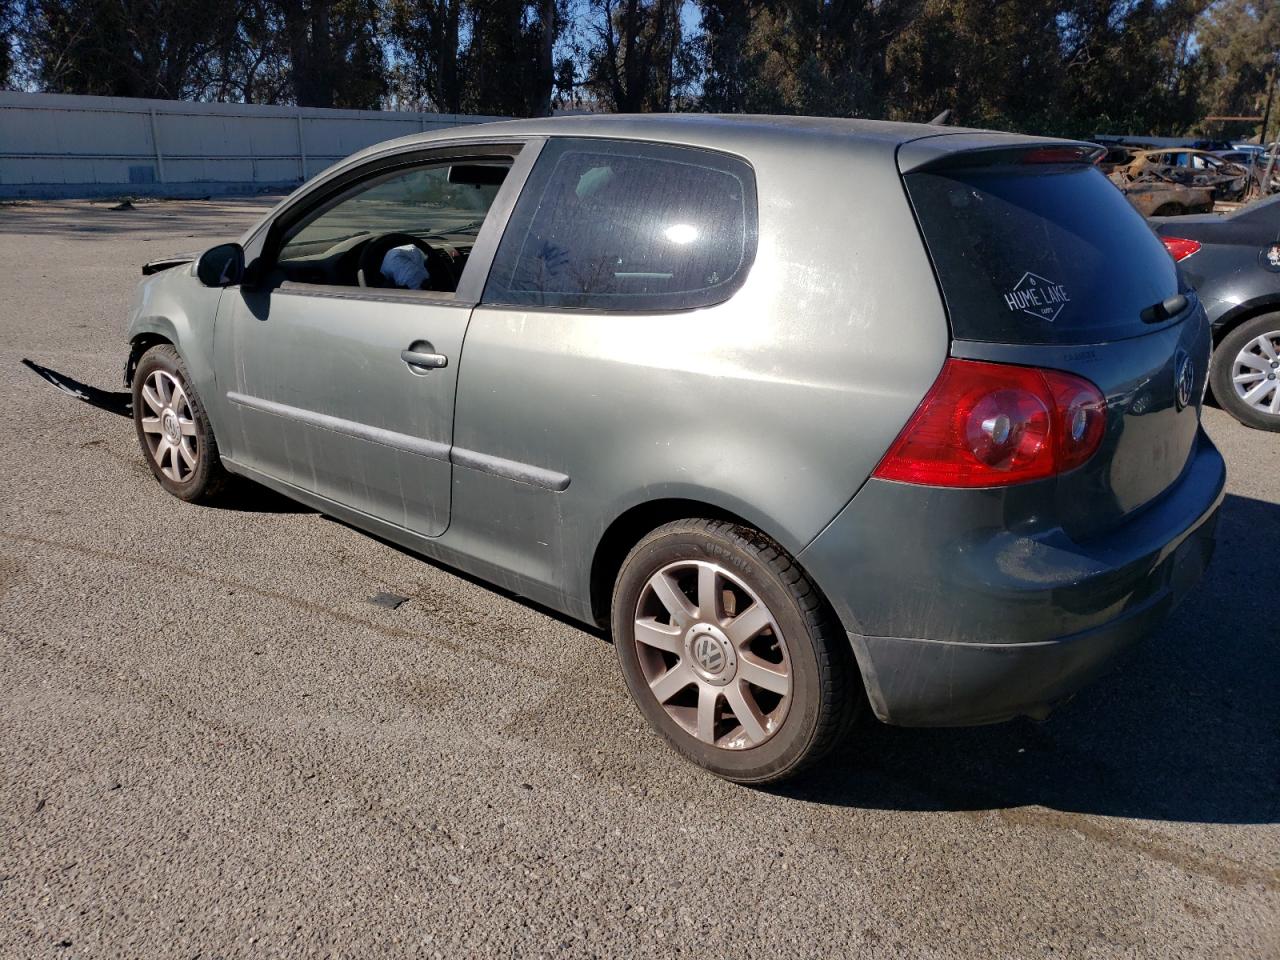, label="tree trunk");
[283,0,335,108]
[619,0,640,111]
[441,0,460,113]
[535,0,556,115]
